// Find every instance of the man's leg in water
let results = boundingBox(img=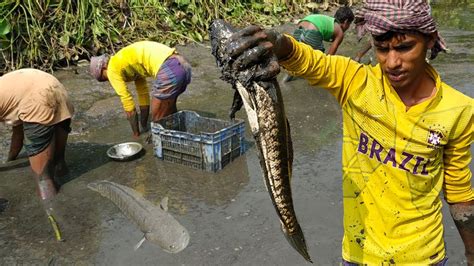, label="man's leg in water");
[139,105,150,132]
[53,123,70,183]
[28,138,57,201]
